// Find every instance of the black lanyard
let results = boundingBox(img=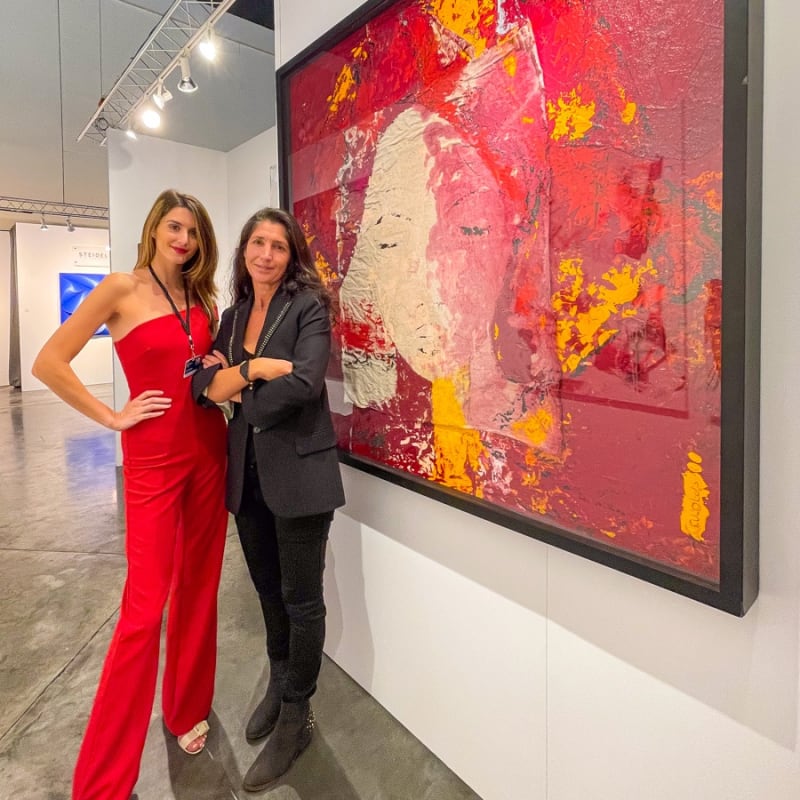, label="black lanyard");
[148,265,196,356]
